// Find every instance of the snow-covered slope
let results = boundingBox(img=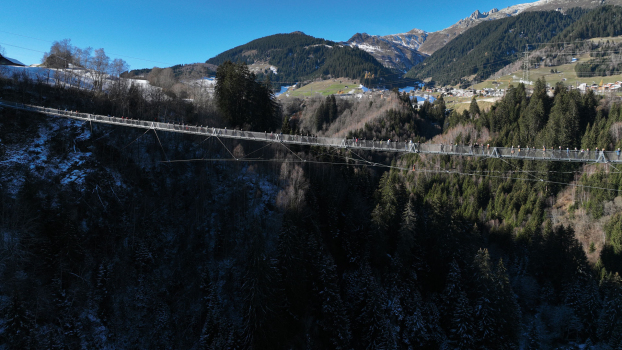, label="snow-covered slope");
[344,29,428,71]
